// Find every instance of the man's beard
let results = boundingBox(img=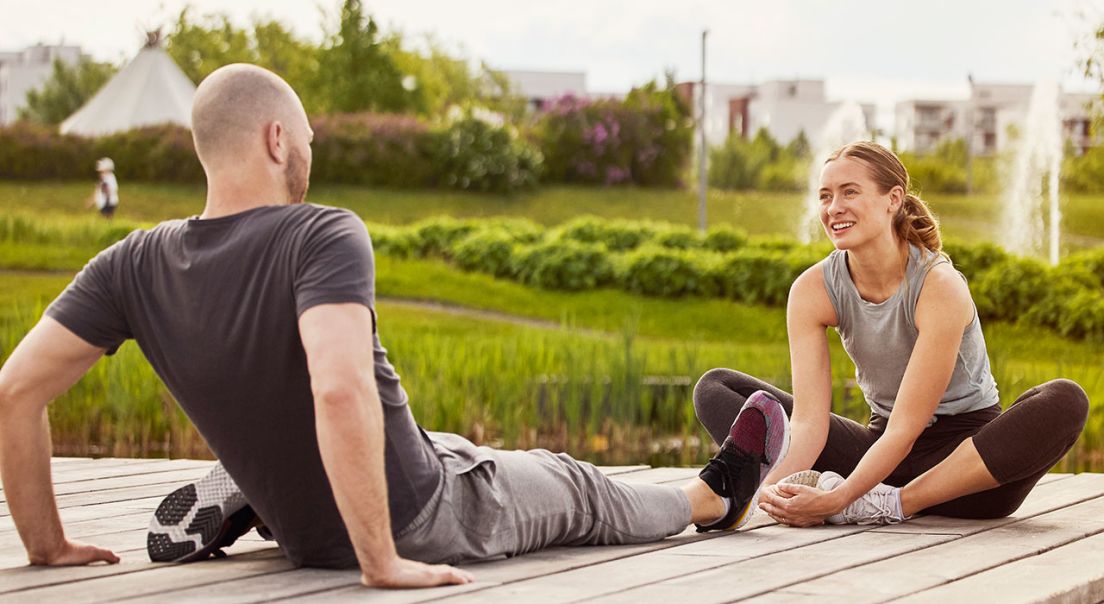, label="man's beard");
[285,146,310,204]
